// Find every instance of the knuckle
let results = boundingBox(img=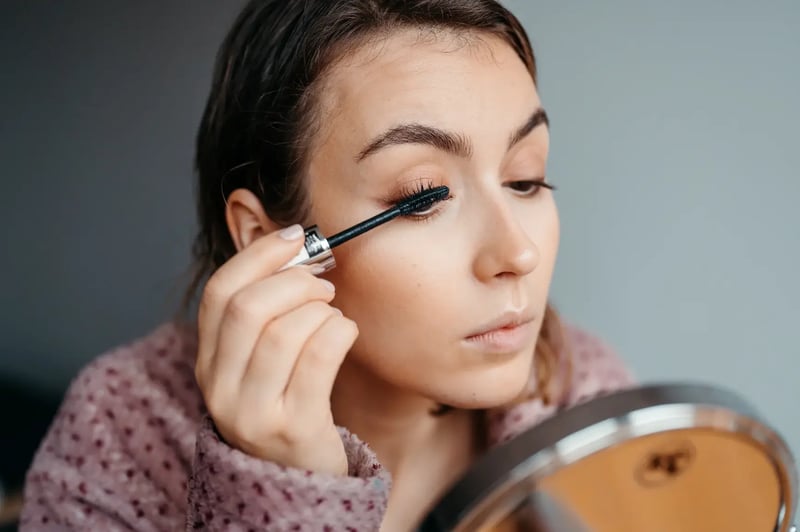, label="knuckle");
[203,390,226,422]
[302,339,327,362]
[200,379,235,420]
[200,277,225,310]
[231,414,260,443]
[227,291,260,323]
[264,324,292,354]
[194,346,216,382]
